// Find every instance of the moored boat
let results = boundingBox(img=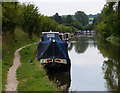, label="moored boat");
[36,32,71,72]
[64,33,71,41]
